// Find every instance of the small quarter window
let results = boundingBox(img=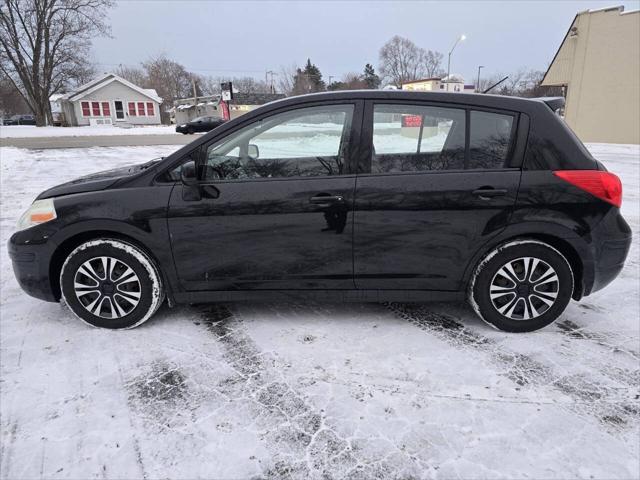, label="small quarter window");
[468,111,514,169]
